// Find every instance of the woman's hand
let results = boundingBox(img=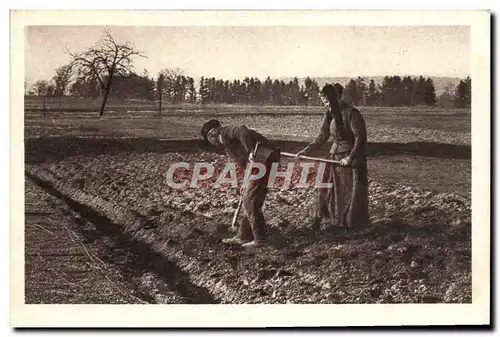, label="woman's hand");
[248,152,255,162]
[339,157,352,167]
[295,148,309,159]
